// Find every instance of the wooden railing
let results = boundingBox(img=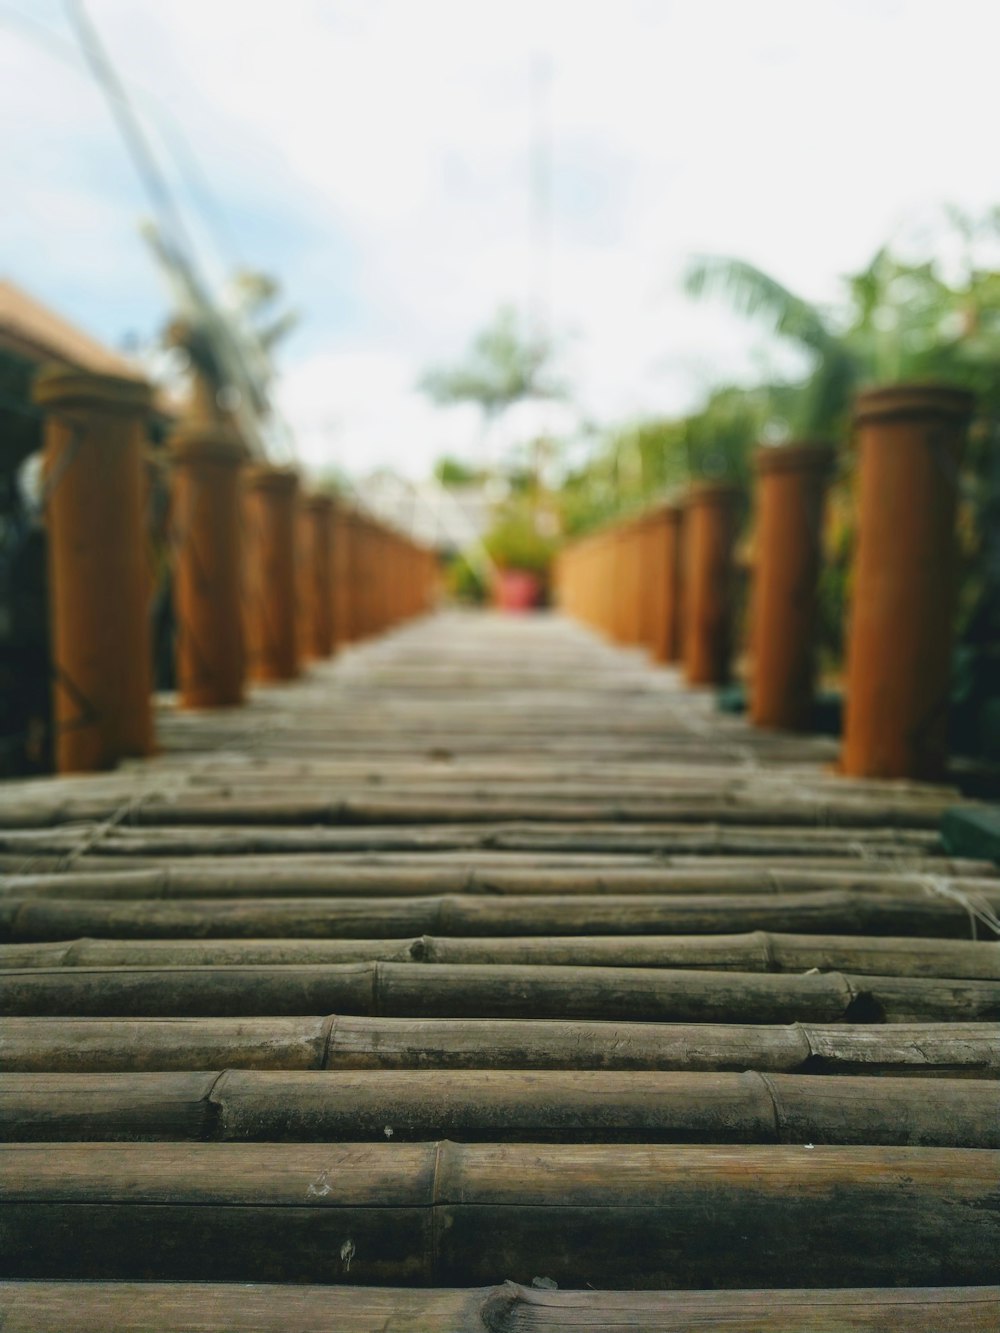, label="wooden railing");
[556,385,974,782]
[31,363,436,773]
